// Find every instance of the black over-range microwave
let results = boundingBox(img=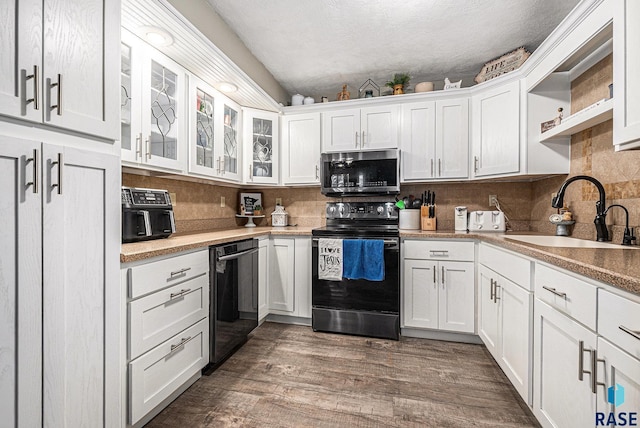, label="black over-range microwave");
[320,149,400,196]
